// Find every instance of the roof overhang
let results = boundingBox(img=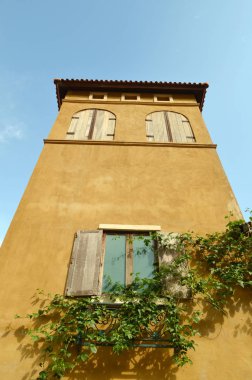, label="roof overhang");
[54,79,209,111]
